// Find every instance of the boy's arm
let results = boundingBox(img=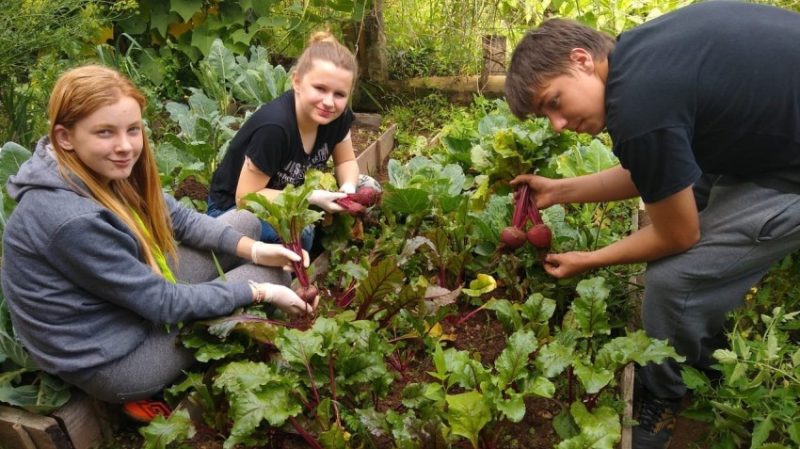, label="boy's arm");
[511,165,640,208]
[543,186,700,278]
